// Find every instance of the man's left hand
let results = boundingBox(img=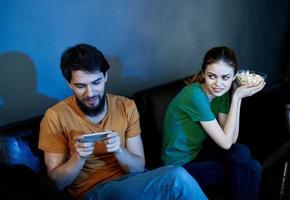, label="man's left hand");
[104,131,122,153]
